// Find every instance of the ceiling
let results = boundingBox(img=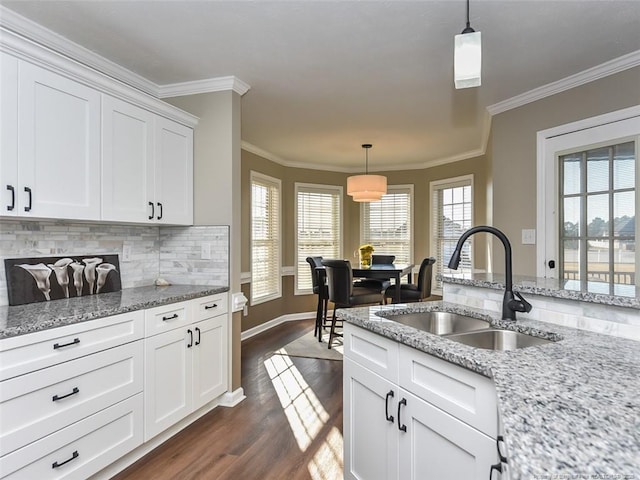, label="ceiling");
[2,1,639,172]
